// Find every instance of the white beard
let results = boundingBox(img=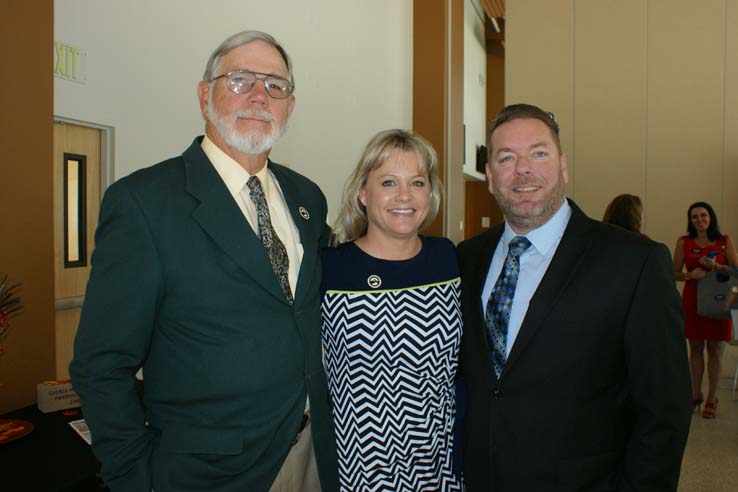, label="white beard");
[207,99,288,155]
